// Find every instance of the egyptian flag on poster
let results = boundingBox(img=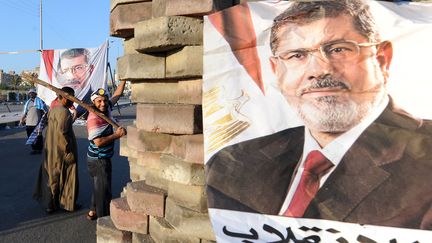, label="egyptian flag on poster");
[37,41,108,107]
